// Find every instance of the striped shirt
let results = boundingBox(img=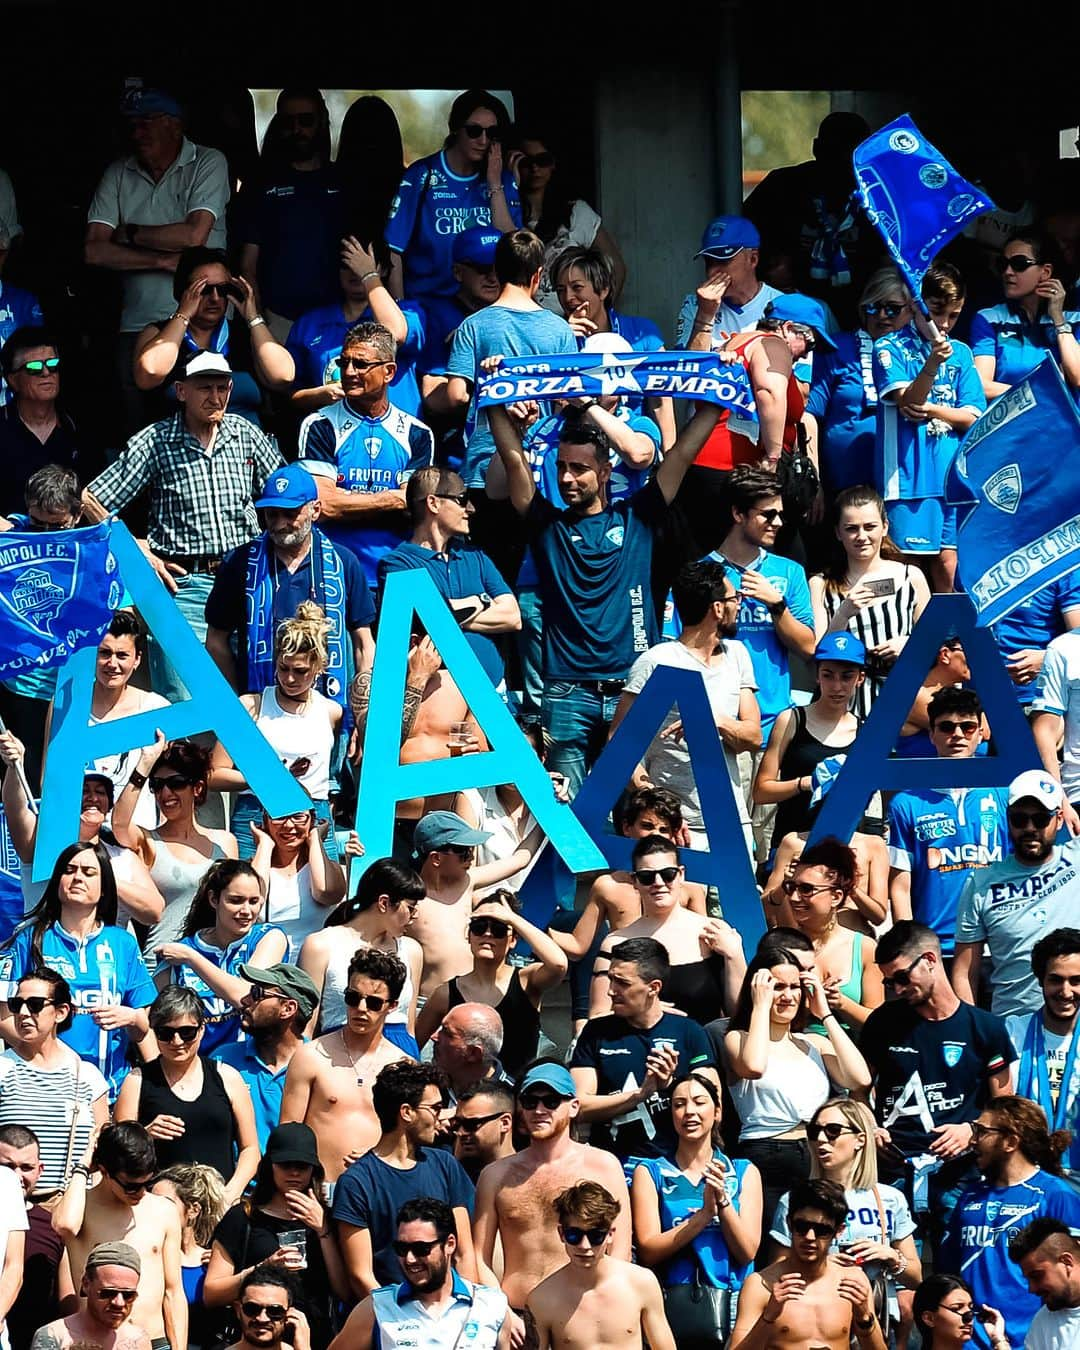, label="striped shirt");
[820,565,919,720]
[0,1049,109,1192]
[88,411,283,557]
